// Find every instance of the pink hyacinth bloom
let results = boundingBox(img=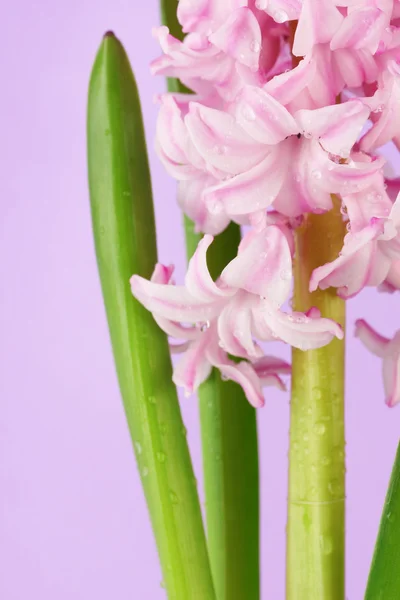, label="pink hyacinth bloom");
[187,94,383,218]
[355,319,400,407]
[361,61,400,152]
[151,5,281,101]
[130,227,343,406]
[310,186,400,298]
